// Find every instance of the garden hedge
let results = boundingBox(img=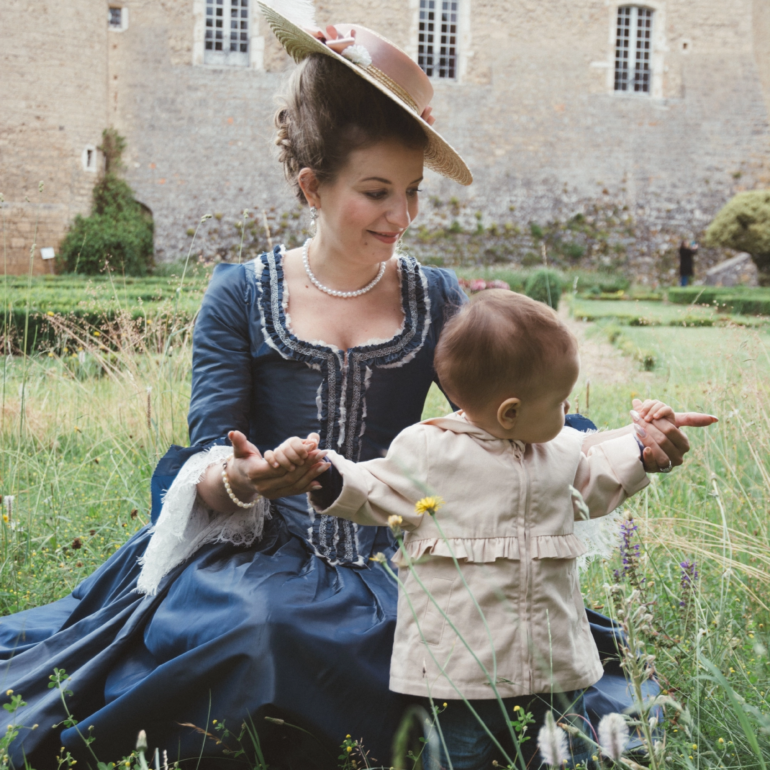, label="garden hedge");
[667,286,770,315]
[2,275,207,353]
